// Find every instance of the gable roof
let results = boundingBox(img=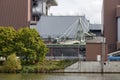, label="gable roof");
[36,16,89,38]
